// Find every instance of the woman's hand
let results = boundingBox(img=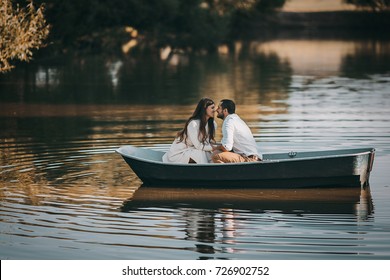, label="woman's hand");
[211,142,222,151]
